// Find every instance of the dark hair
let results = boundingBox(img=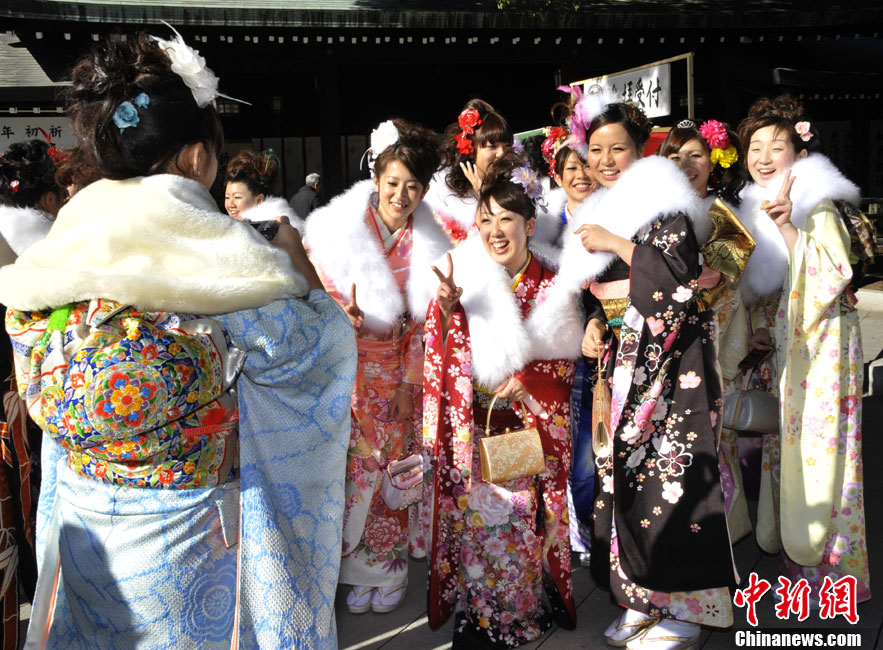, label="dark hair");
[737,95,817,157]
[225,149,279,197]
[373,119,441,187]
[54,146,101,195]
[657,121,745,206]
[442,98,514,198]
[521,134,549,177]
[585,102,652,152]
[0,139,62,208]
[478,151,537,223]
[63,32,224,181]
[552,145,589,182]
